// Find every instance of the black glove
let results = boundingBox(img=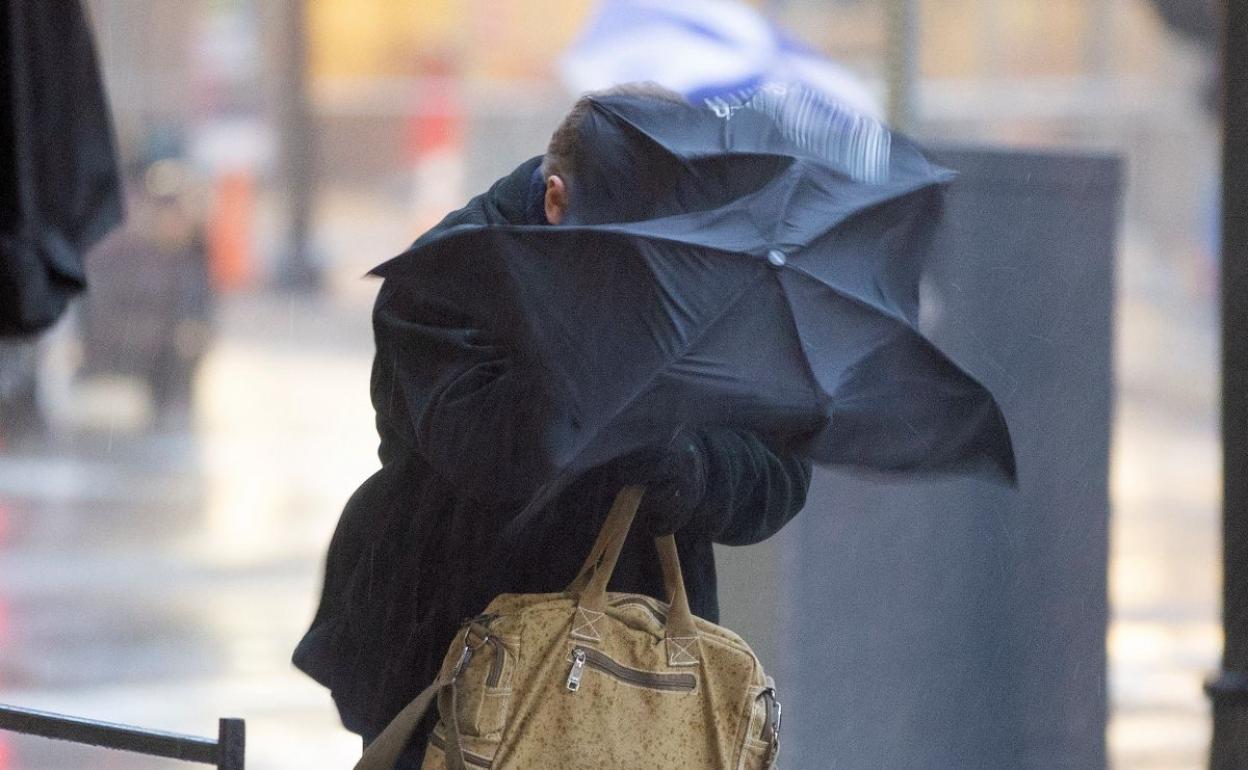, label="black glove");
[611,428,709,536]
